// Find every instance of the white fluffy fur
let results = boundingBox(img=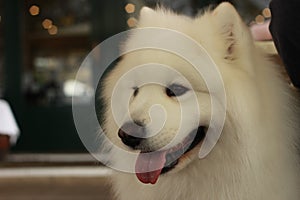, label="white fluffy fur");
[102,3,300,199]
